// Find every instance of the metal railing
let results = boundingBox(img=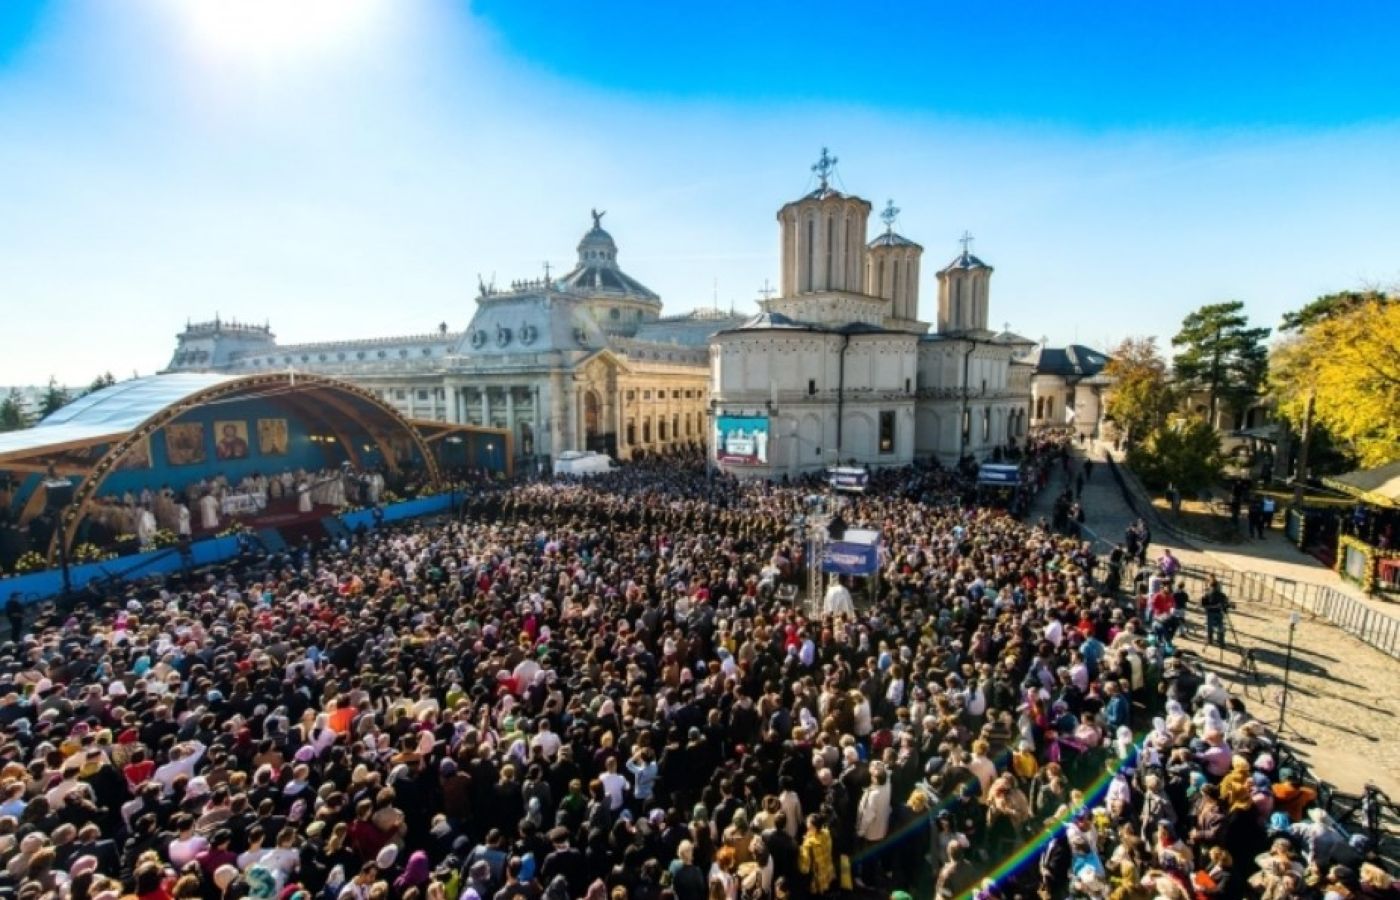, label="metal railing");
[1170,560,1400,660]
